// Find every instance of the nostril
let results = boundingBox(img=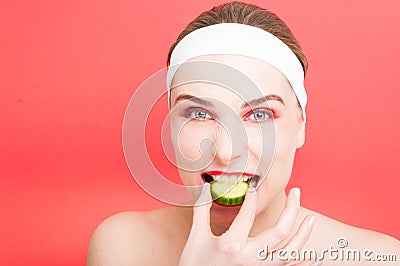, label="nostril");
[202,173,214,183]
